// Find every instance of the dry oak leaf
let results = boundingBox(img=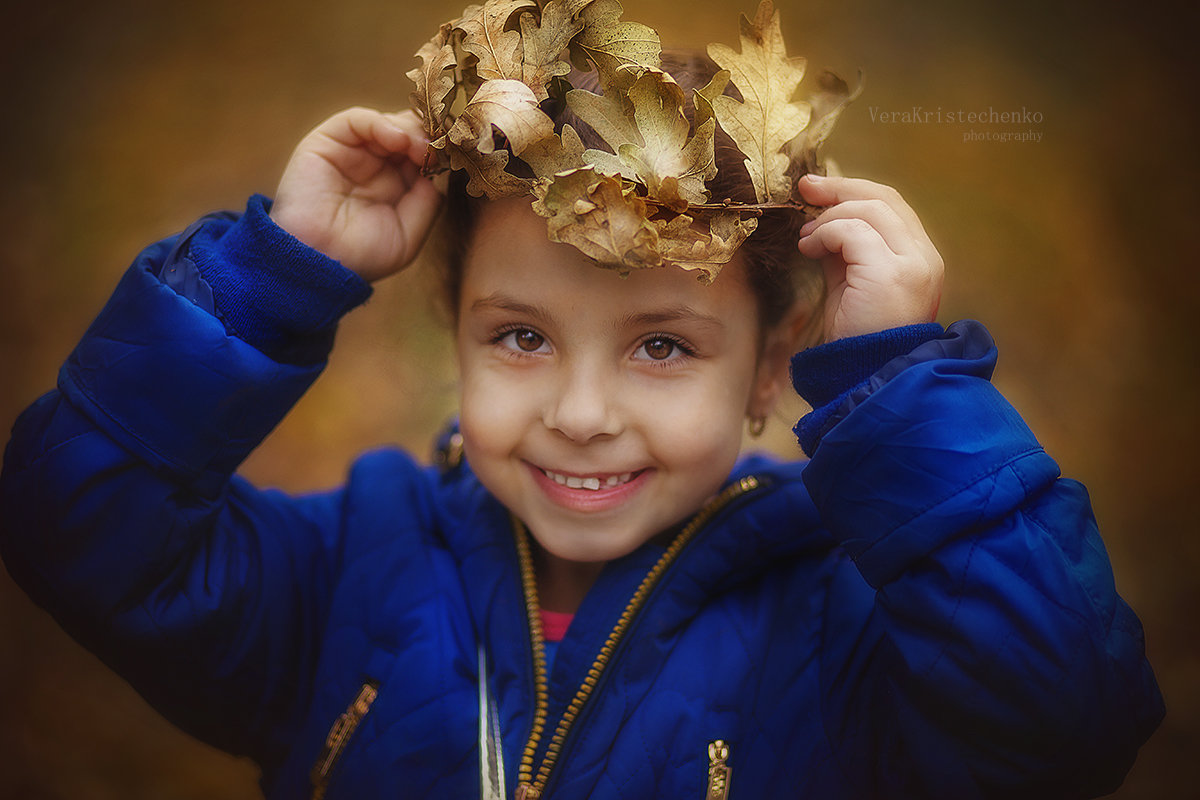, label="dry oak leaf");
[408,21,458,138]
[570,0,661,88]
[532,167,661,270]
[519,123,587,176]
[787,68,863,181]
[445,142,532,198]
[653,211,759,283]
[693,69,731,134]
[621,69,717,205]
[455,0,536,83]
[519,0,595,101]
[571,68,716,207]
[565,66,640,162]
[444,78,555,156]
[707,0,811,203]
[437,79,548,198]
